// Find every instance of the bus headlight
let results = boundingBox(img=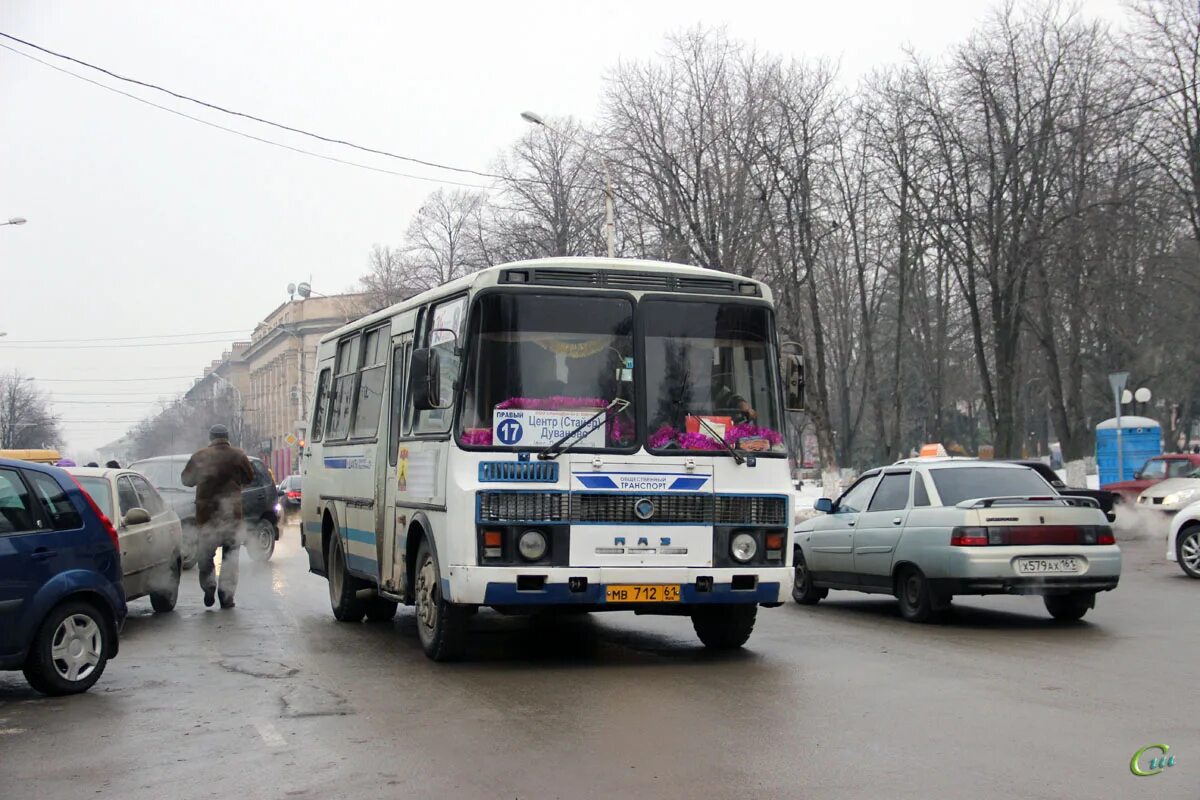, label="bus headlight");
[518,529,548,561]
[731,532,757,563]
